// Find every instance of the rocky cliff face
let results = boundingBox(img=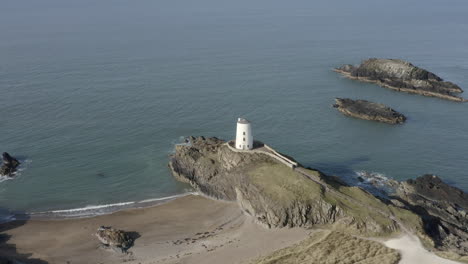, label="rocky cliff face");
[333,98,406,124]
[335,58,465,102]
[169,137,468,261]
